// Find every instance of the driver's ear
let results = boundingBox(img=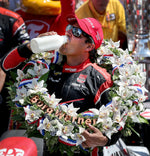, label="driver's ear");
[85,43,95,52]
